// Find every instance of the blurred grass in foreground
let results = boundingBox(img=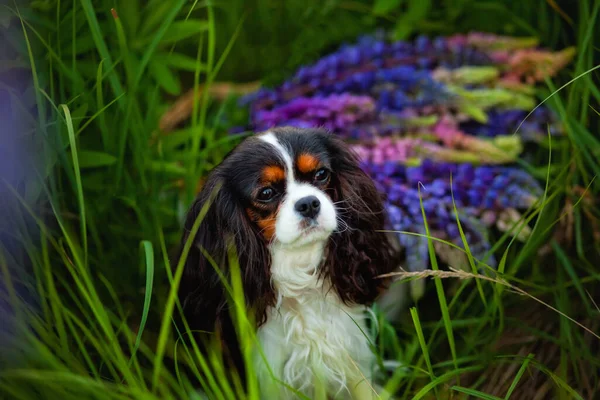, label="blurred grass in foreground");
[0,0,599,399]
